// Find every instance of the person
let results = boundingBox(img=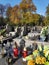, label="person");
[5,42,13,55]
[19,39,25,55]
[6,43,13,65]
